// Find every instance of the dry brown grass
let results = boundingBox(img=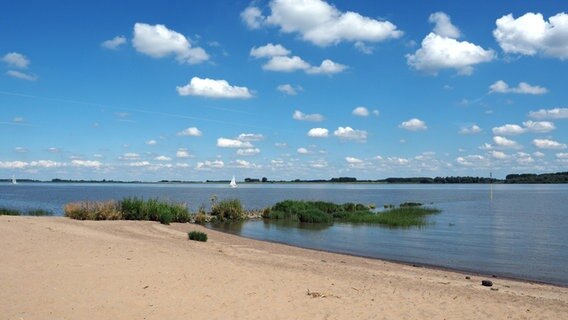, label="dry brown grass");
[64,201,122,220]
